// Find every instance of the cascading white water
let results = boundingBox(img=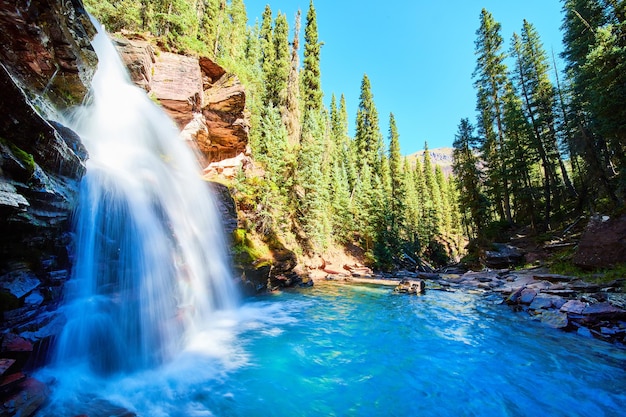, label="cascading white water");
[53,22,239,374]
